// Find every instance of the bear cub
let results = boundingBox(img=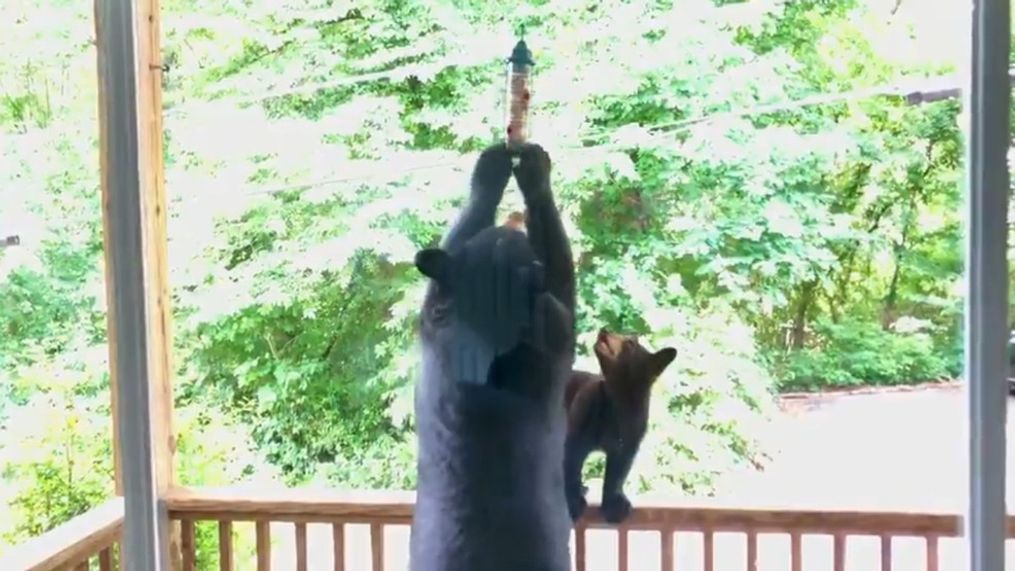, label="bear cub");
[564,328,677,524]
